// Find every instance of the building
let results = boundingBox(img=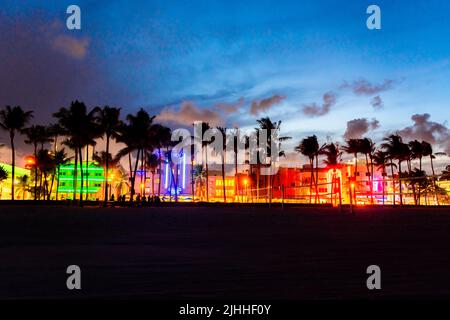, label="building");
[57,162,104,200]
